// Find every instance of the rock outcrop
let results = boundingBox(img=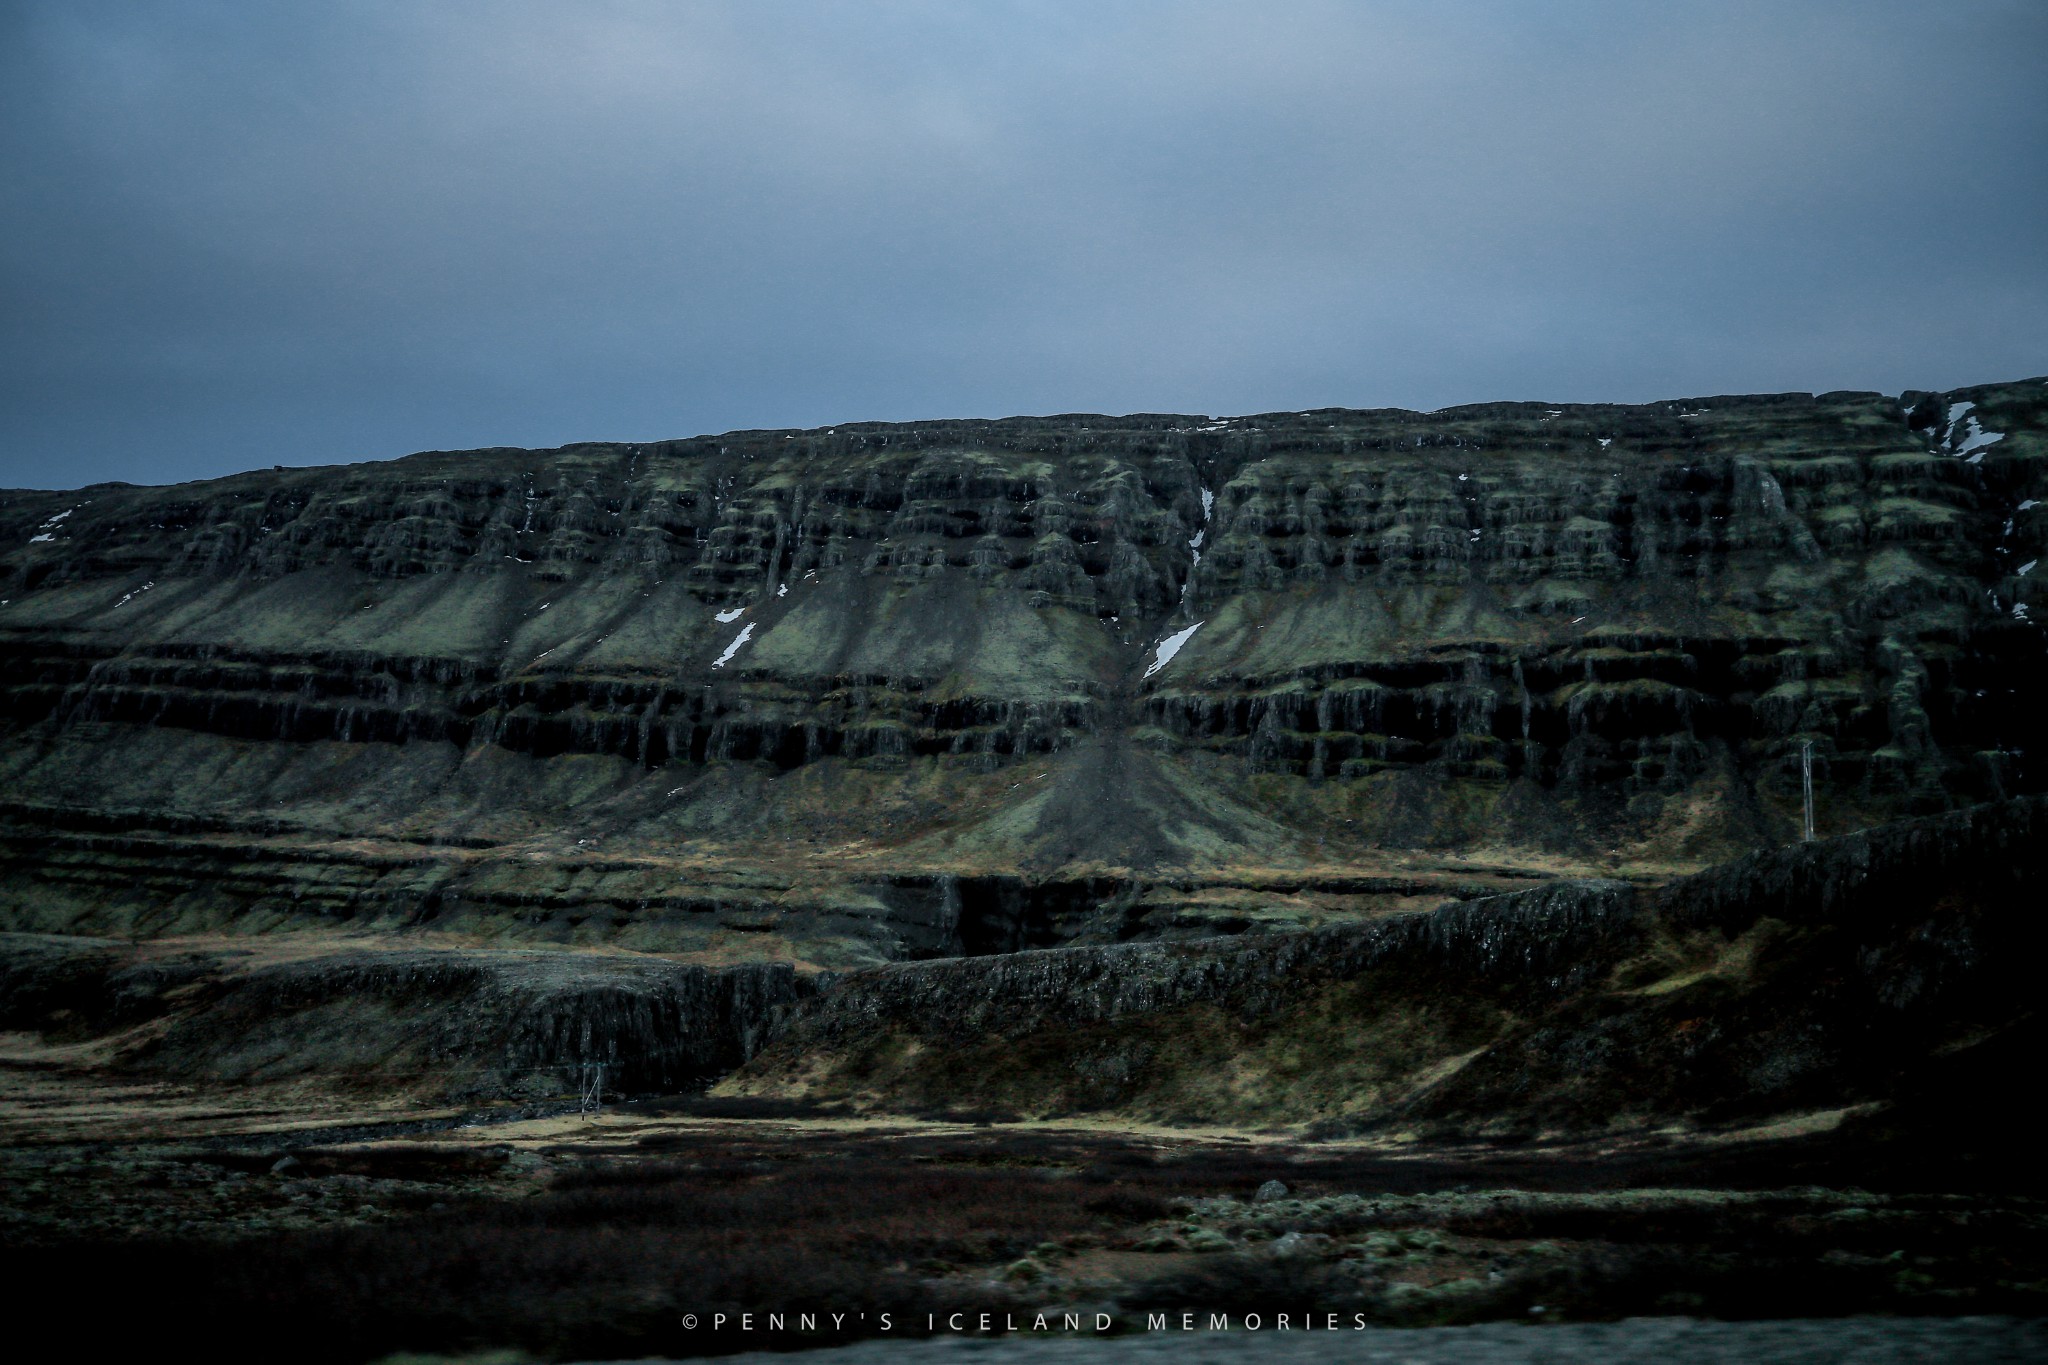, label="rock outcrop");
[0,934,811,1100]
[726,795,2047,1130]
